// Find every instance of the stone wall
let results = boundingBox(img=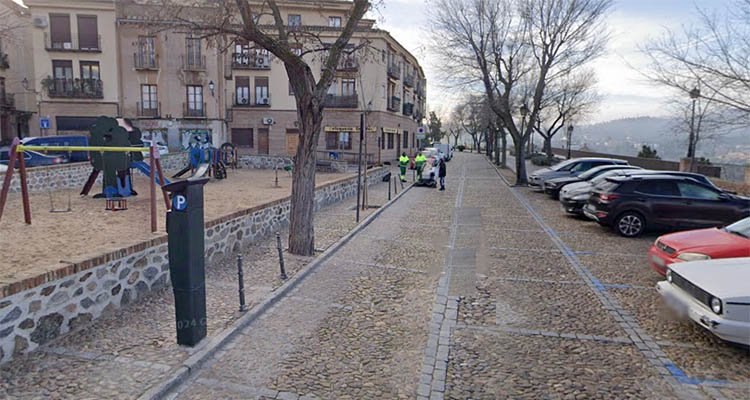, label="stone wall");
[0,167,388,364]
[3,153,188,194]
[237,155,293,170]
